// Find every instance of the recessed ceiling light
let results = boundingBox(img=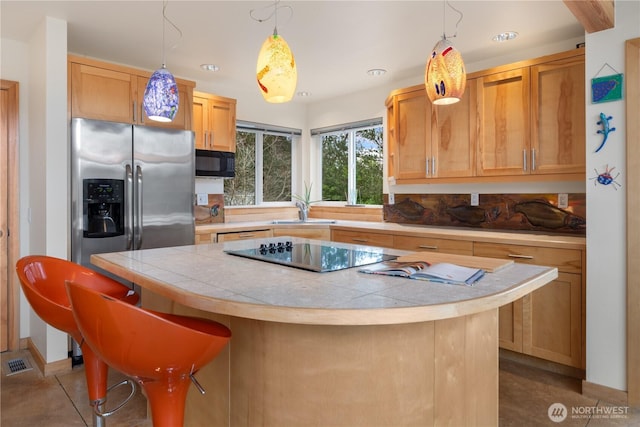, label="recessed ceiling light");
[200,64,220,72]
[297,91,311,97]
[492,31,518,43]
[367,68,387,76]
